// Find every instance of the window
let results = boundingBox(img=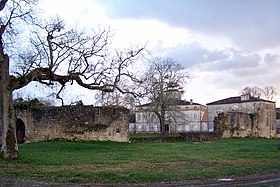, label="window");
[245,115,249,127]
[137,124,142,131]
[154,124,158,132]
[229,113,235,125]
[177,125,181,132]
[146,125,150,132]
[194,113,198,120]
[148,113,152,120]
[137,114,141,122]
[143,113,146,120]
[277,121,280,134]
[194,125,199,131]
[186,114,191,120]
[177,114,183,121]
